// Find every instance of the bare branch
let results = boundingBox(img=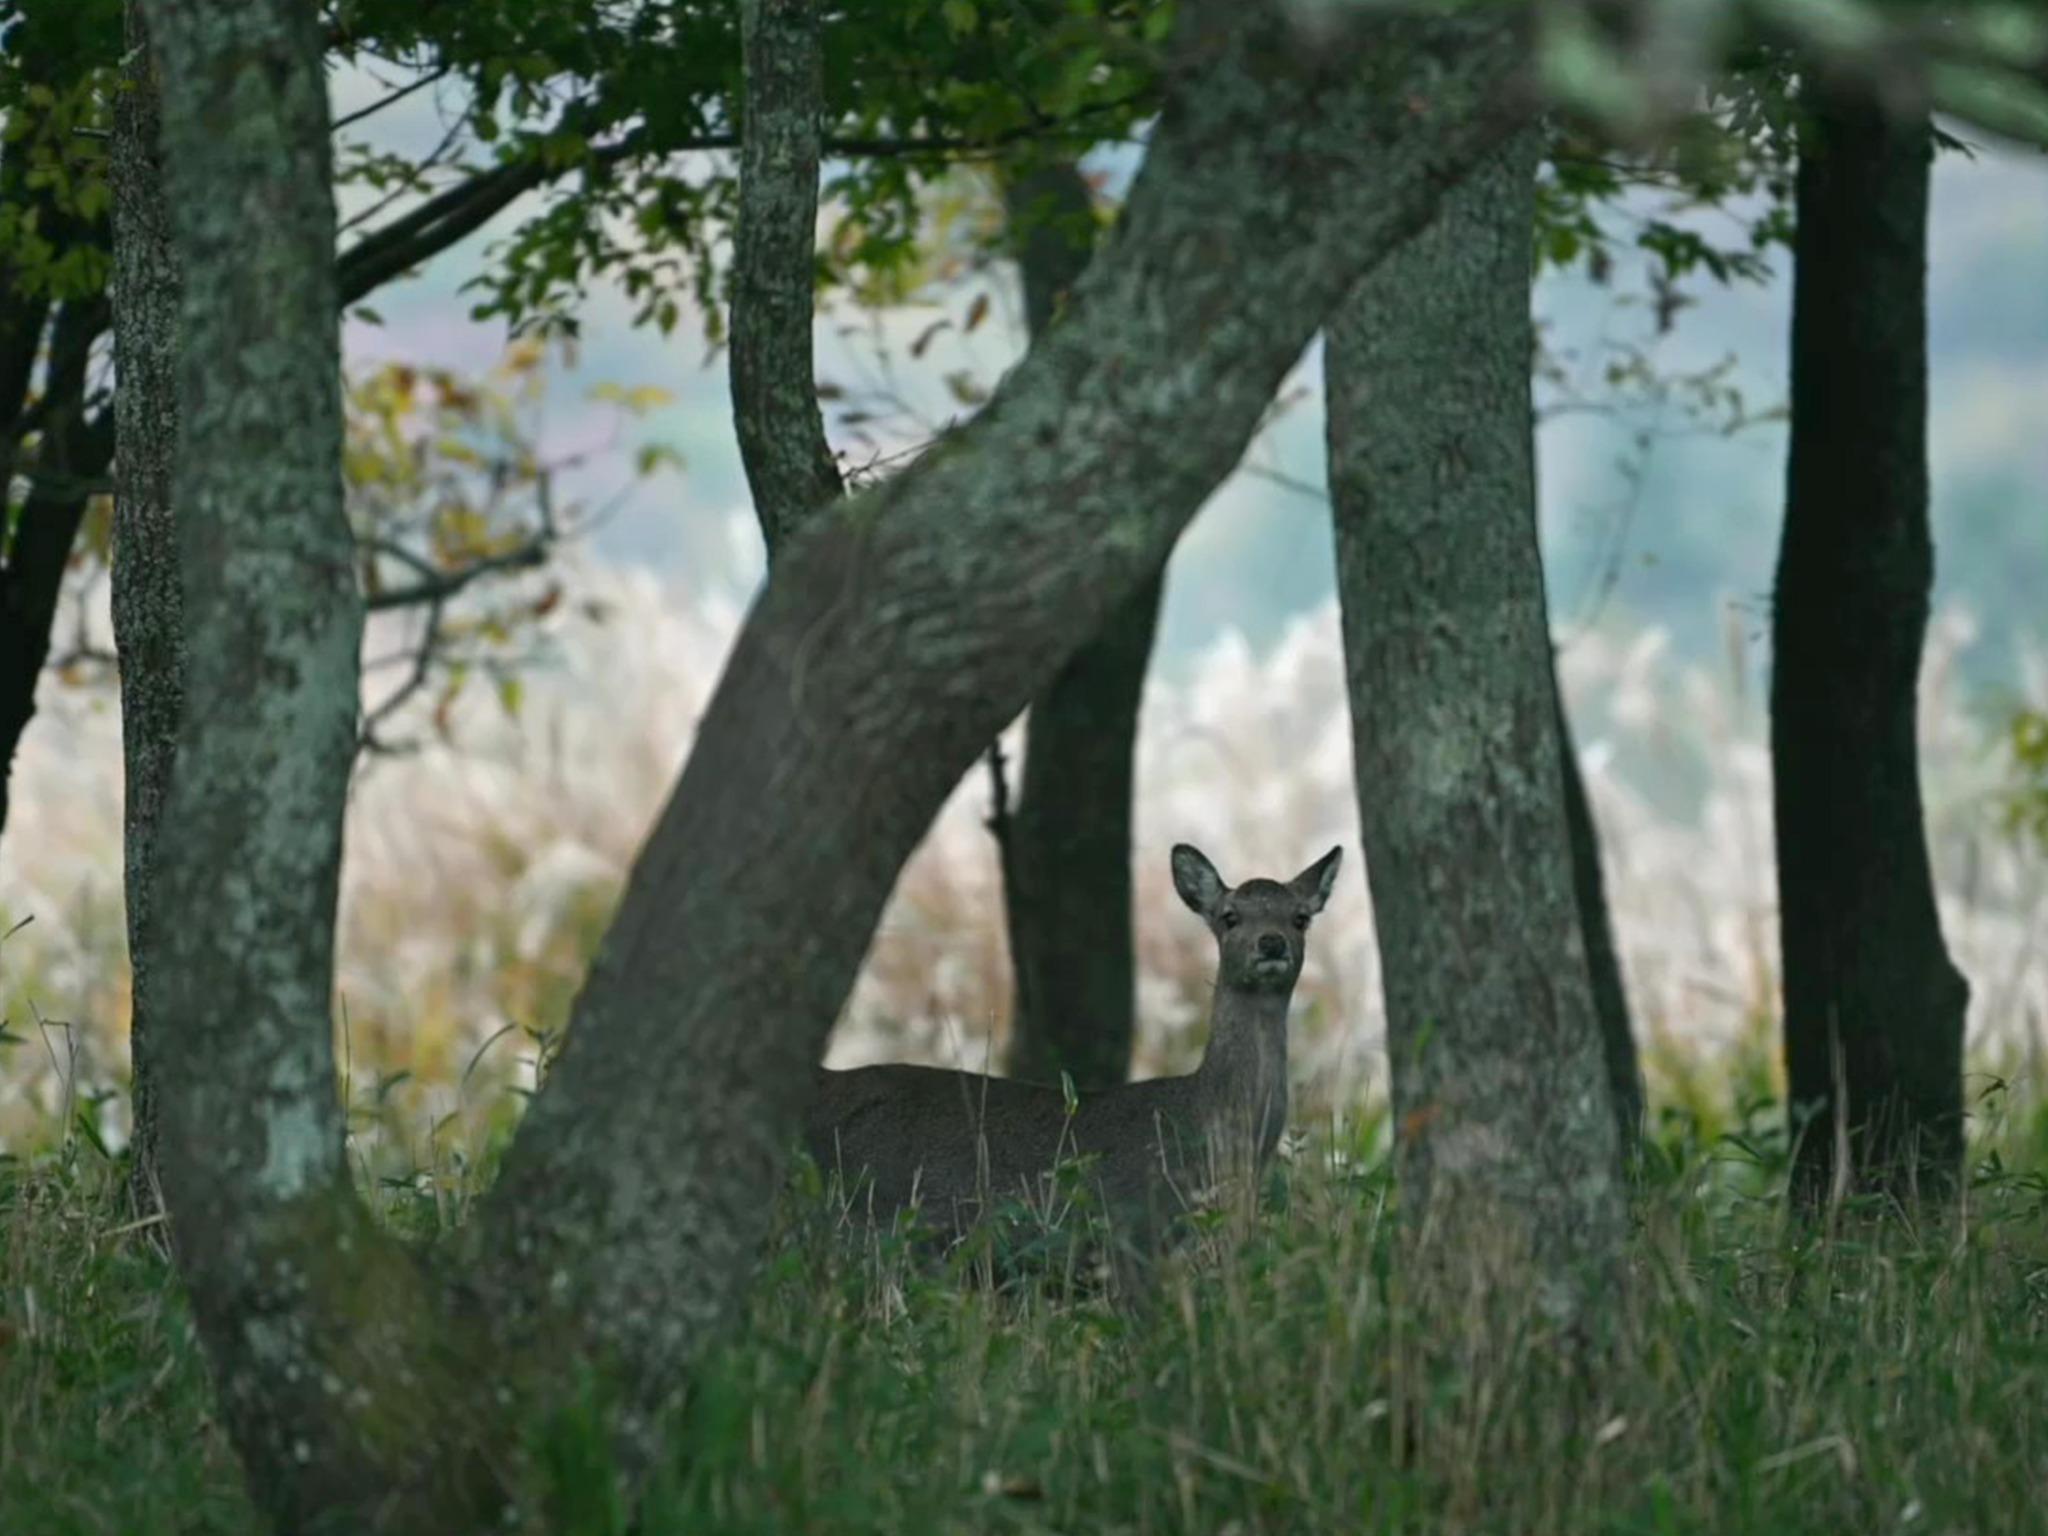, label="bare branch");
[333,94,1153,306]
[361,534,551,612]
[331,65,452,134]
